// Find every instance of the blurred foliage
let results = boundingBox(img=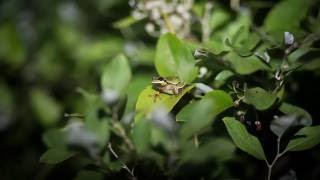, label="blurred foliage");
[1,0,320,180]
